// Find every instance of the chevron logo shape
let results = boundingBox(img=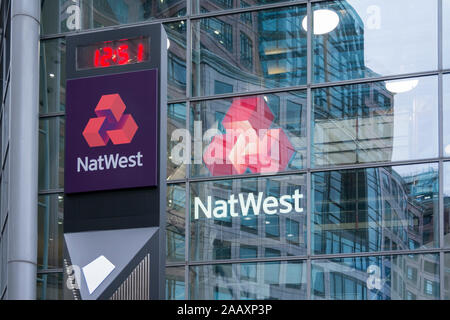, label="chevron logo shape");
[82,94,138,147]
